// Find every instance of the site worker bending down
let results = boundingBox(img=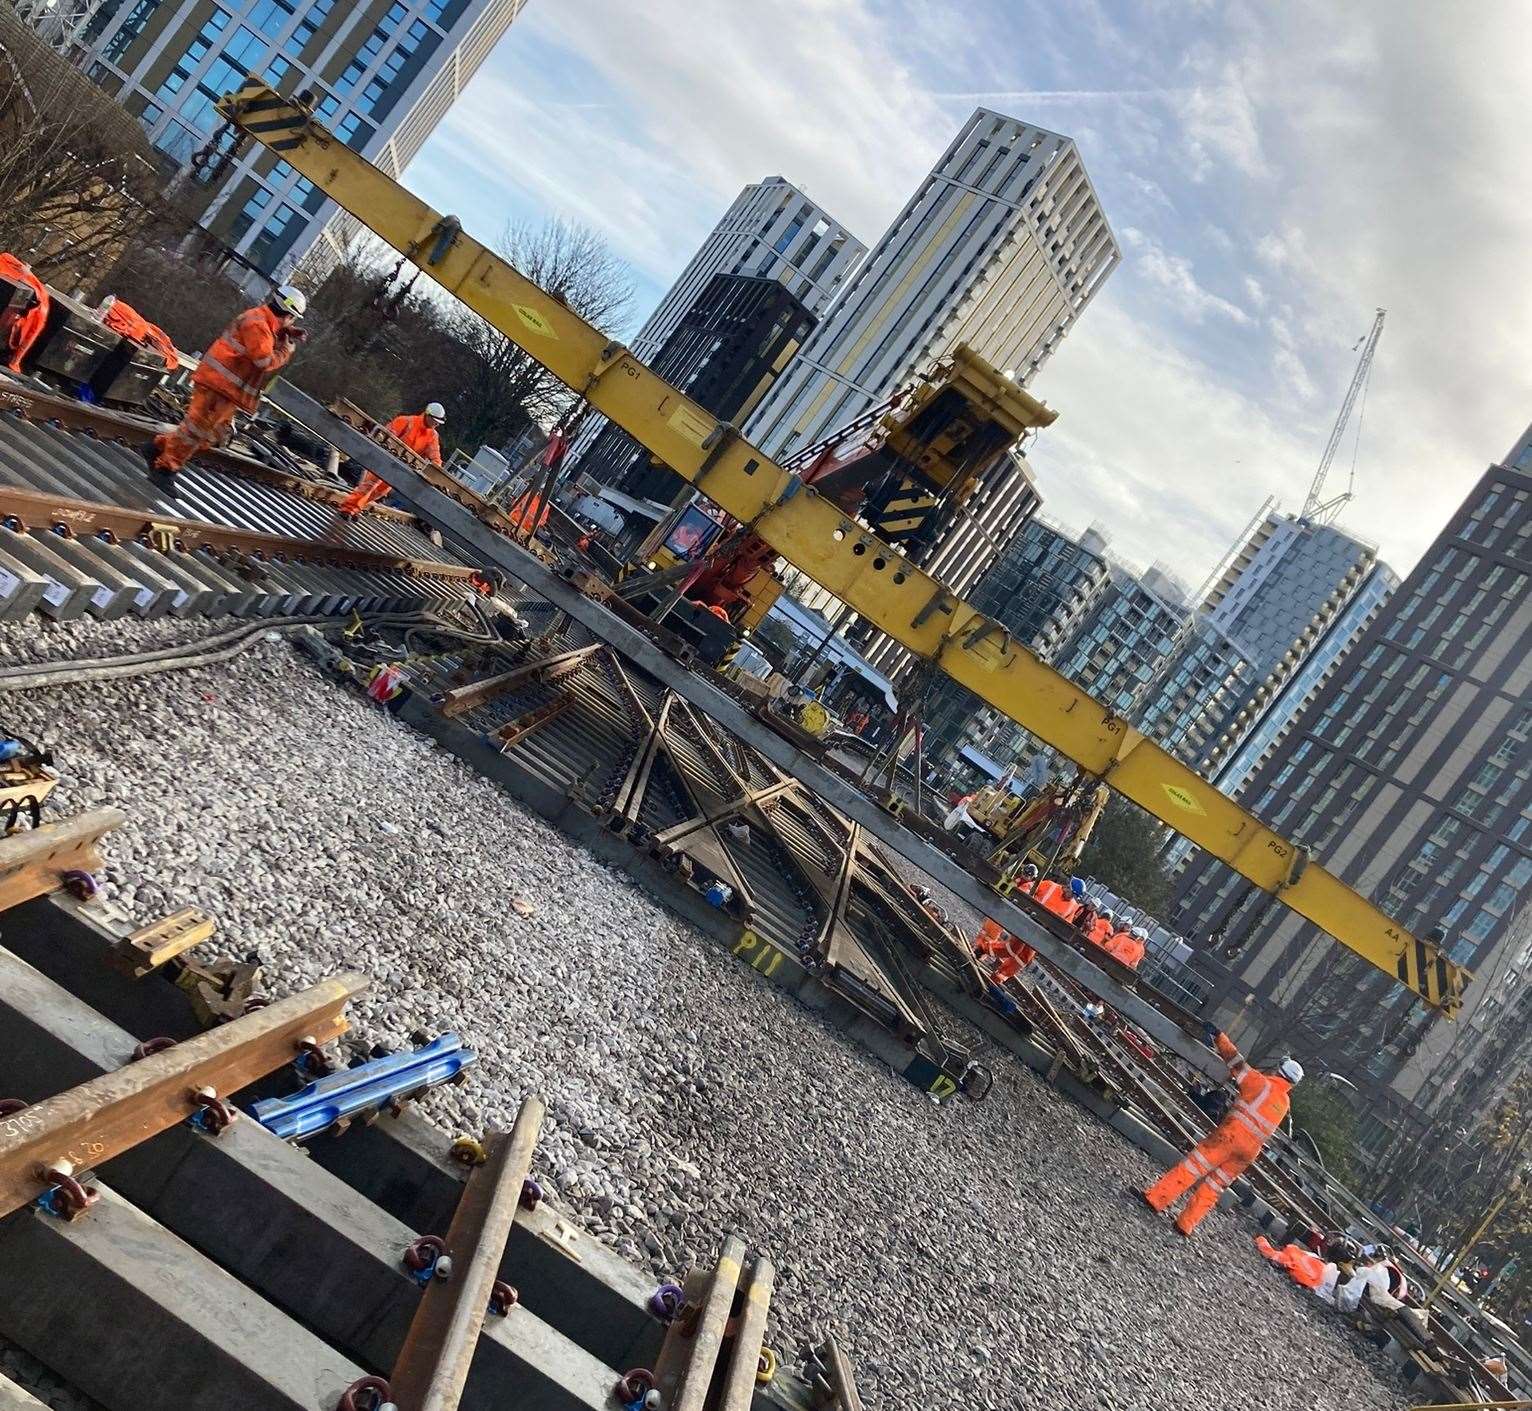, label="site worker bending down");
[1141,1030,1303,1236]
[149,285,306,476]
[973,917,1036,985]
[339,402,446,515]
